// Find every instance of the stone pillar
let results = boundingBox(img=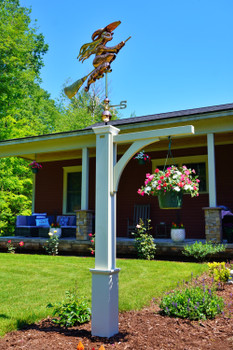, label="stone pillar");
[203,207,222,242]
[75,210,94,240]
